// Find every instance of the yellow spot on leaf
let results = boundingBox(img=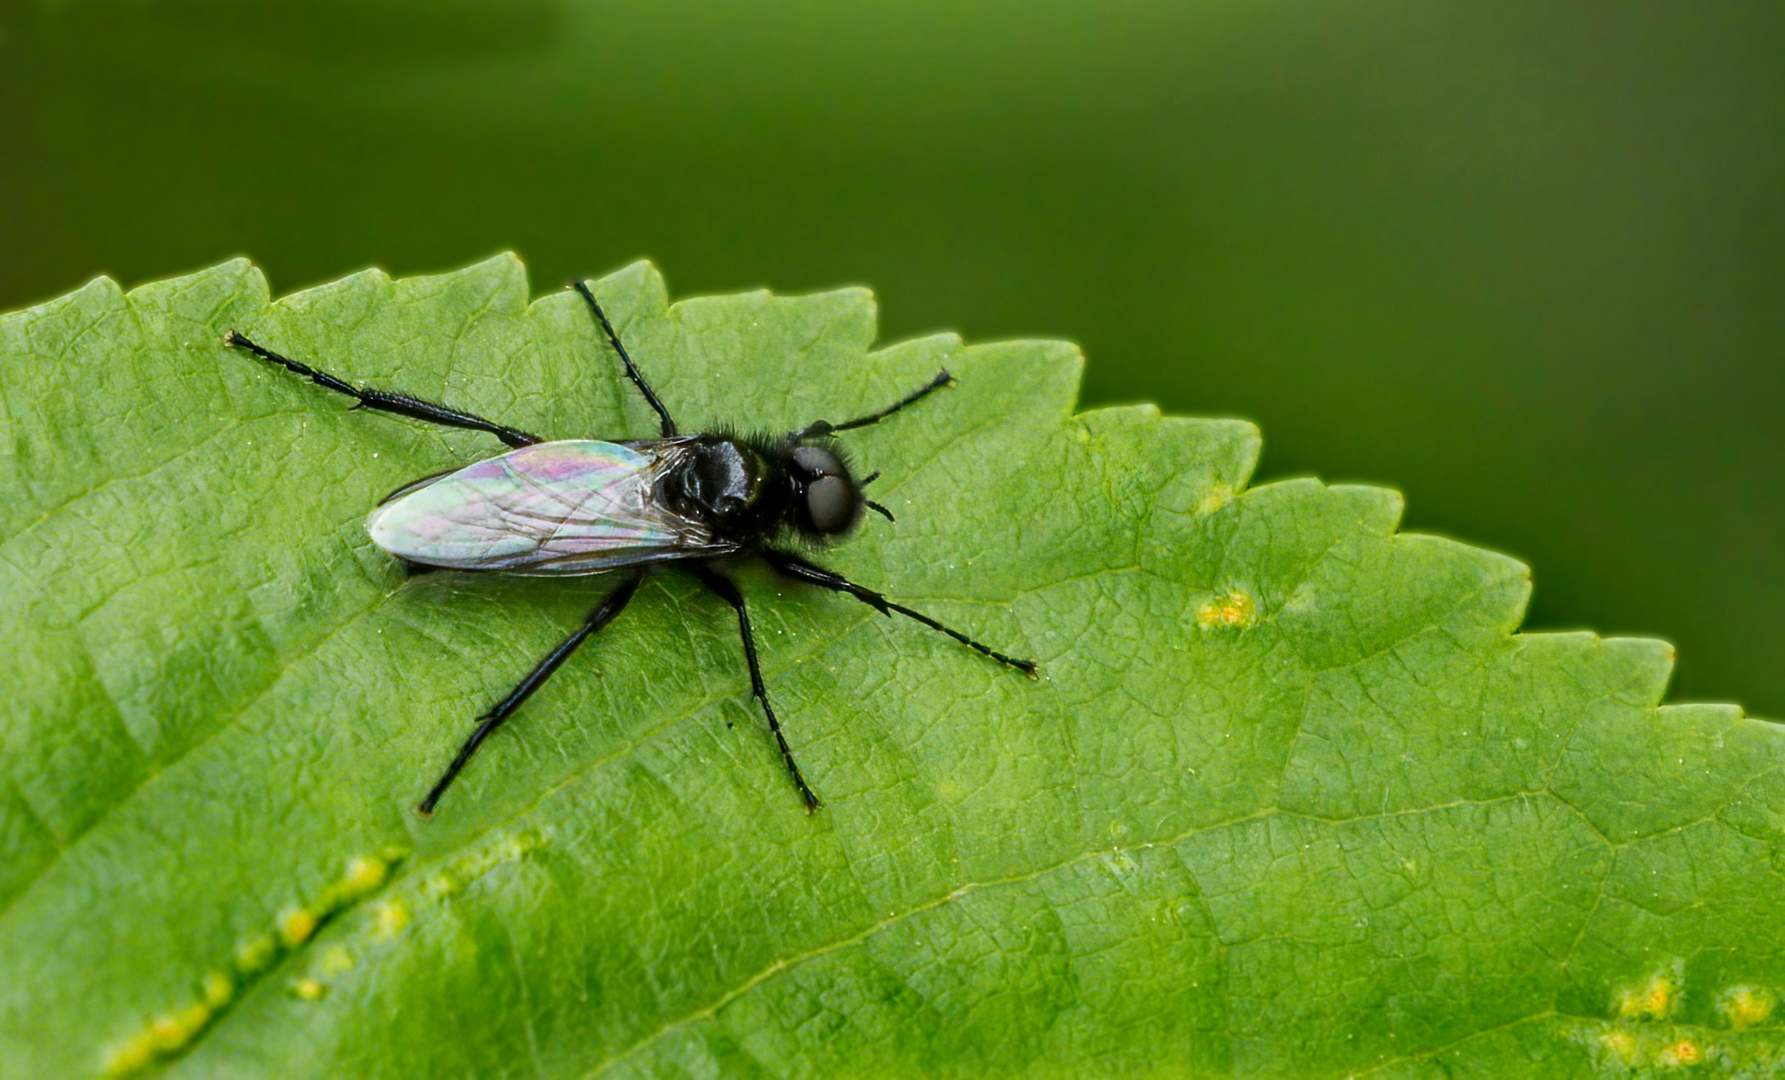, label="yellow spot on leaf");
[278,907,317,948]
[1657,1039,1701,1067]
[234,932,276,975]
[1618,971,1677,1020]
[1718,985,1773,1029]
[443,829,548,887]
[319,945,356,978]
[1195,481,1234,516]
[102,1031,158,1078]
[103,981,228,1078]
[1600,1030,1639,1065]
[202,970,234,1009]
[372,898,412,942]
[148,1003,209,1051]
[103,850,408,1078]
[344,856,388,896]
[1196,588,1257,630]
[314,851,405,914]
